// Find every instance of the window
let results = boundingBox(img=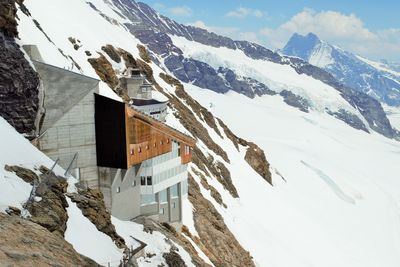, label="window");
[172,202,176,209]
[138,147,142,153]
[146,145,149,150]
[159,208,164,214]
[167,139,170,144]
[147,176,152,185]
[154,142,156,147]
[116,187,120,193]
[160,140,163,145]
[140,176,146,186]
[130,149,134,155]
[178,146,181,156]
[132,180,136,187]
